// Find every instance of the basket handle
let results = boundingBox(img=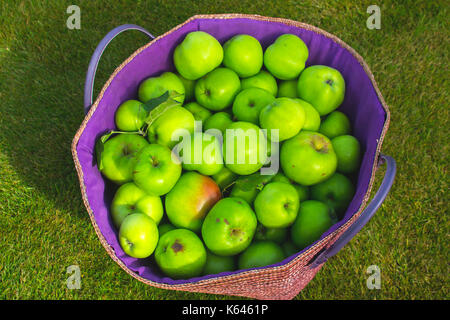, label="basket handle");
[308,153,396,269]
[83,24,155,114]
